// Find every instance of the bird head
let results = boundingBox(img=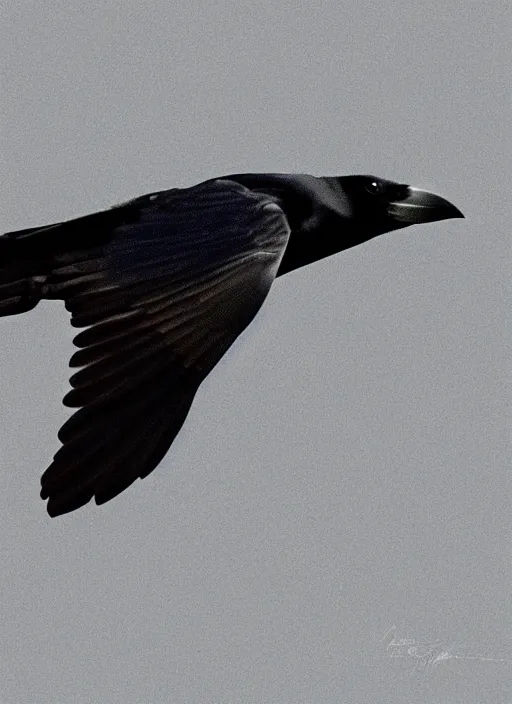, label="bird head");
[332,175,464,236]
